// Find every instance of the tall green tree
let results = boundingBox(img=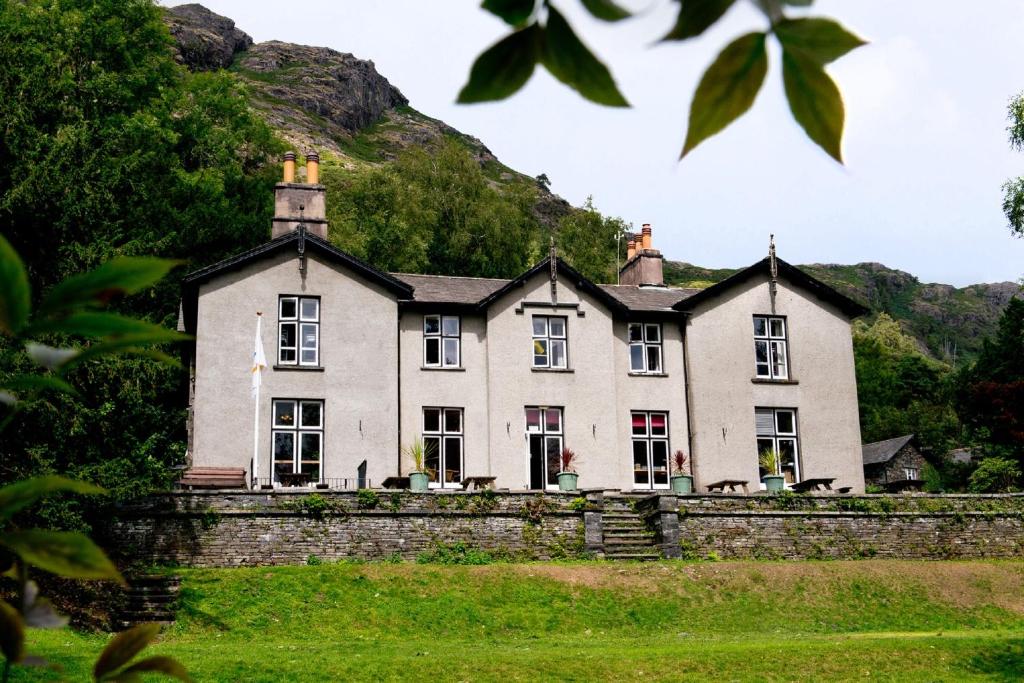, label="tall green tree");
[1003,92,1024,236]
[556,197,628,283]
